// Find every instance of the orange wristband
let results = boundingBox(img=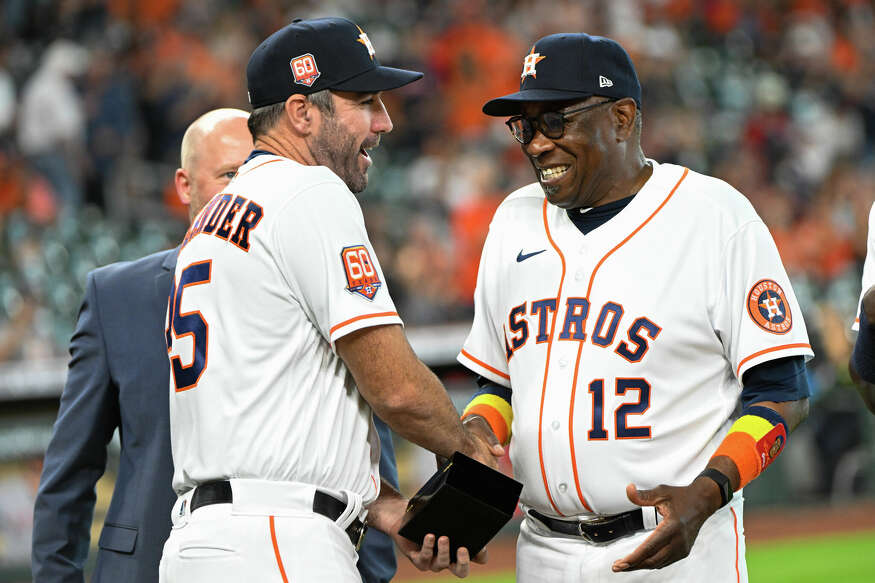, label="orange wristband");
[461,393,513,446]
[711,409,787,489]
